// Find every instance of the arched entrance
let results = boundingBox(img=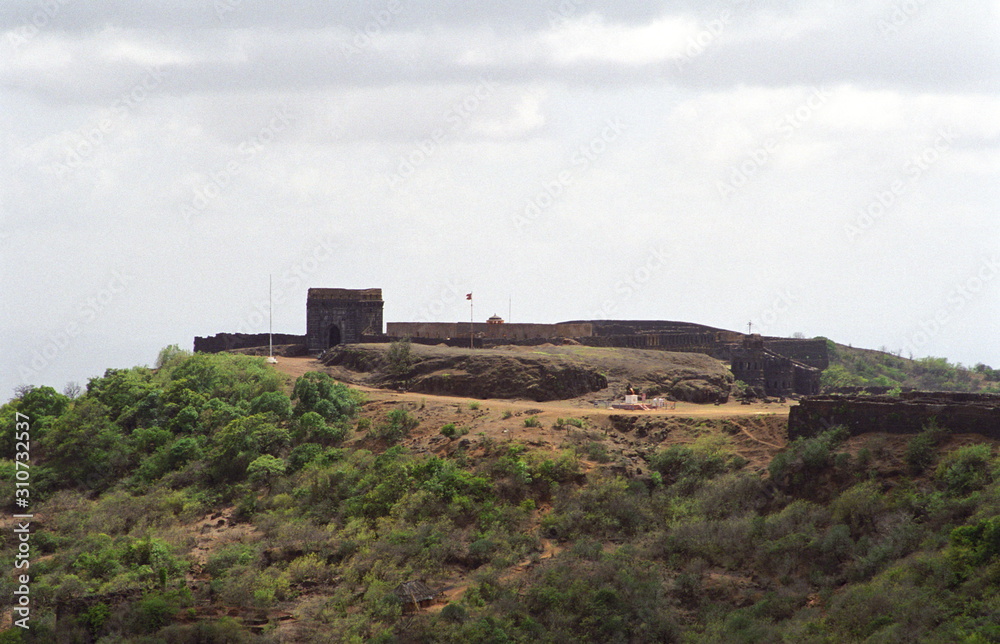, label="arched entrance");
[328,324,342,348]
